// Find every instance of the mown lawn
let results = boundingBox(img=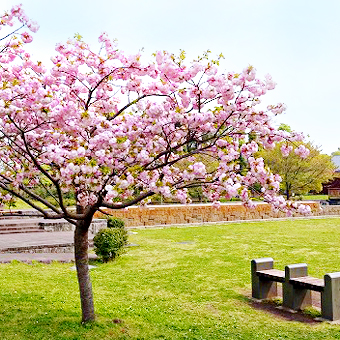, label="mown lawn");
[301,195,329,201]
[1,218,340,339]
